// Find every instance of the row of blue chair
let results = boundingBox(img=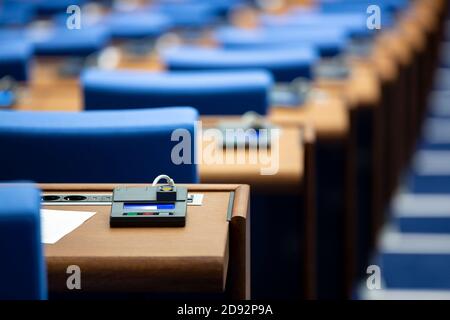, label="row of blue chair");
[358,29,450,298]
